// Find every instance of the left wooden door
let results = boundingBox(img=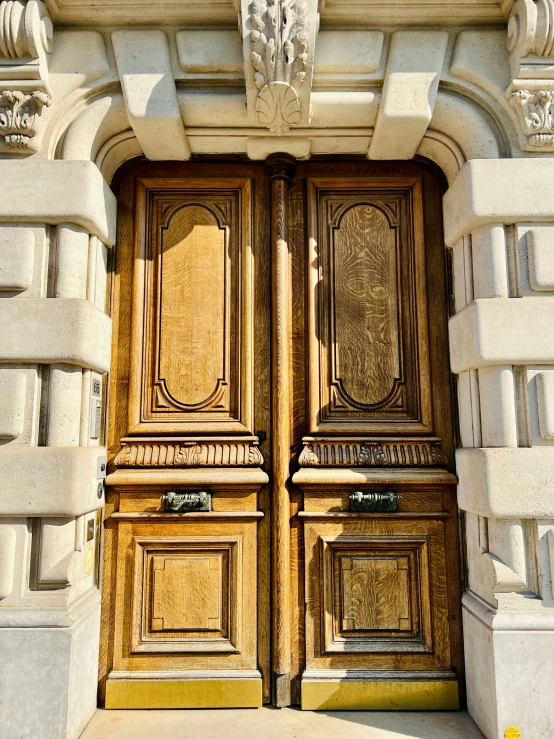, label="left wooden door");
[99,162,272,708]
